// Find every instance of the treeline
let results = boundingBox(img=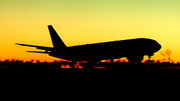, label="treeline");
[0,59,78,69]
[0,59,180,69]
